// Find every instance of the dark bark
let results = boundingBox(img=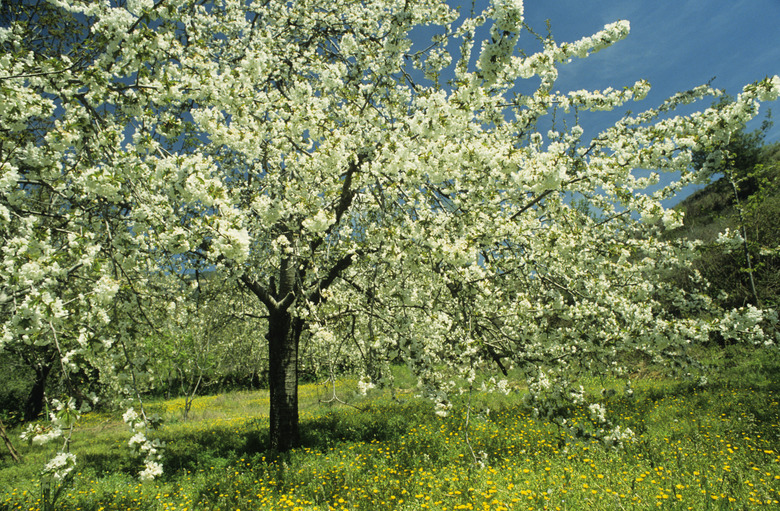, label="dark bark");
[24,363,52,422]
[242,255,303,451]
[267,308,303,451]
[267,254,302,451]
[244,248,356,450]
